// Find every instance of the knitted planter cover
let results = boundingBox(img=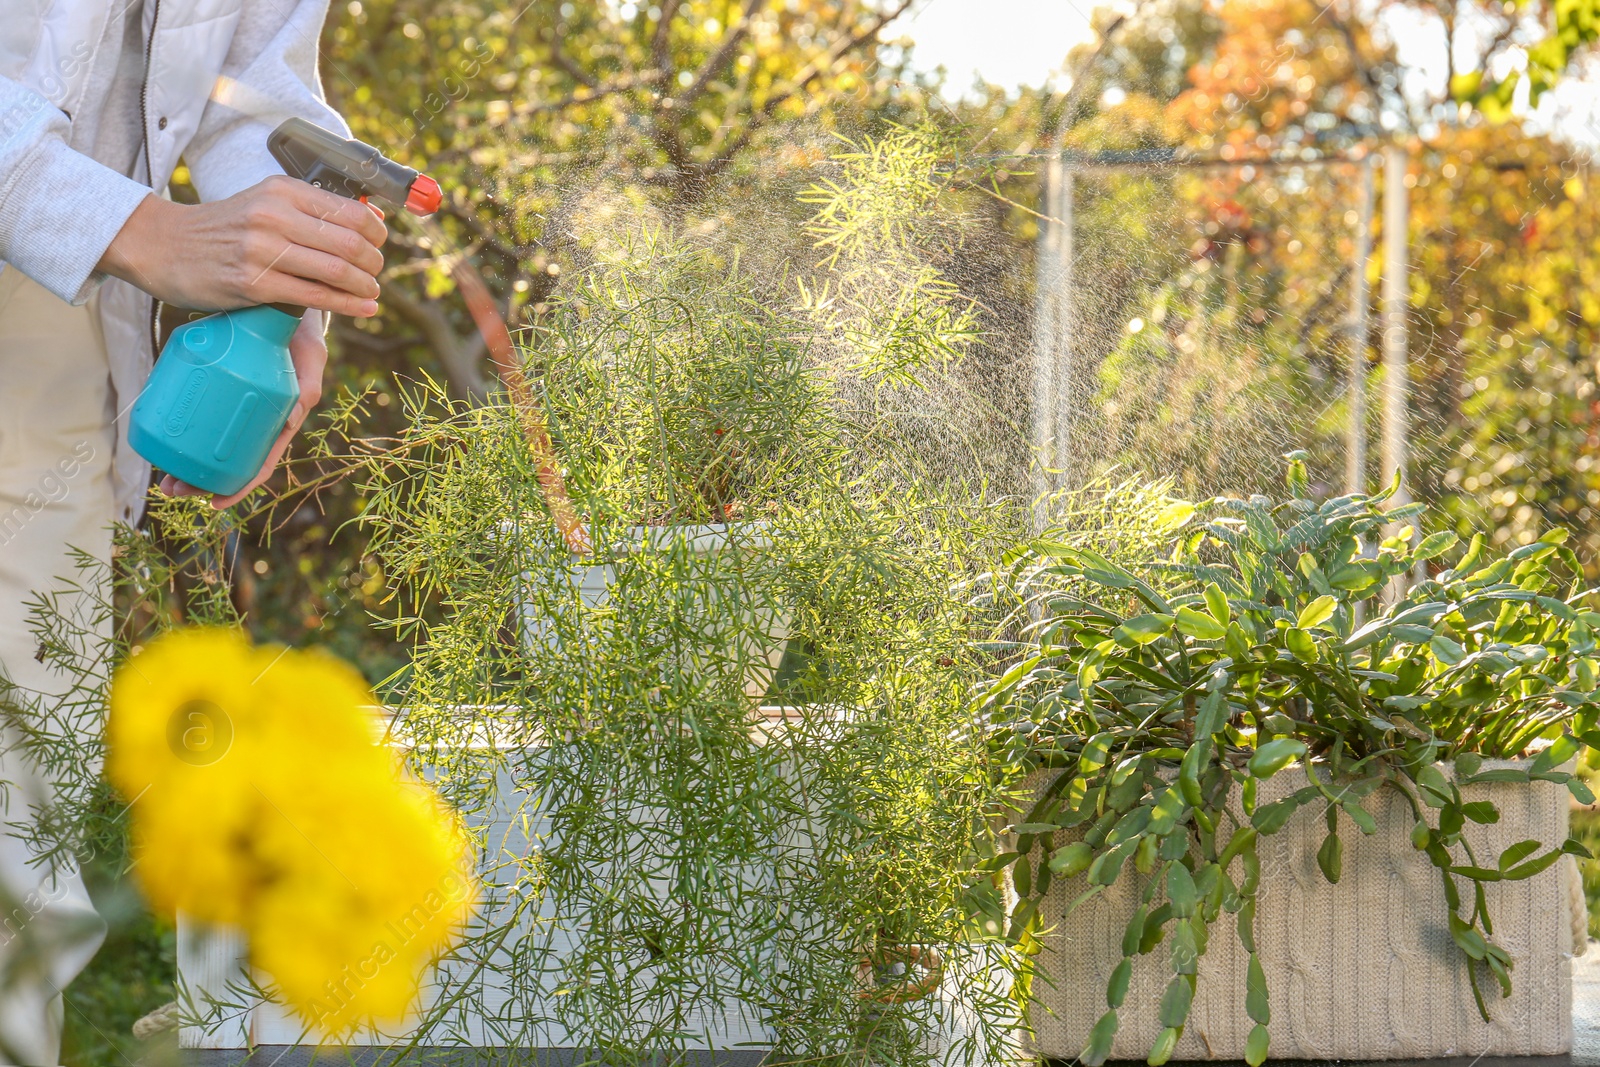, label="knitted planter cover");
[1024,761,1576,1061]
